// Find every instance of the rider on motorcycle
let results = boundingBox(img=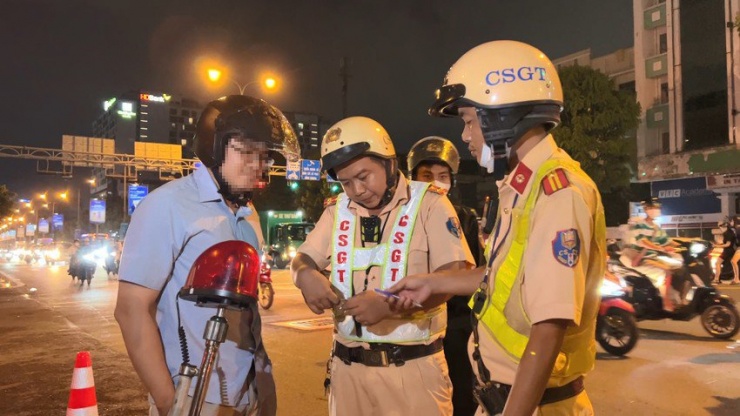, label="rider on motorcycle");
[714,219,738,284]
[621,198,685,311]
